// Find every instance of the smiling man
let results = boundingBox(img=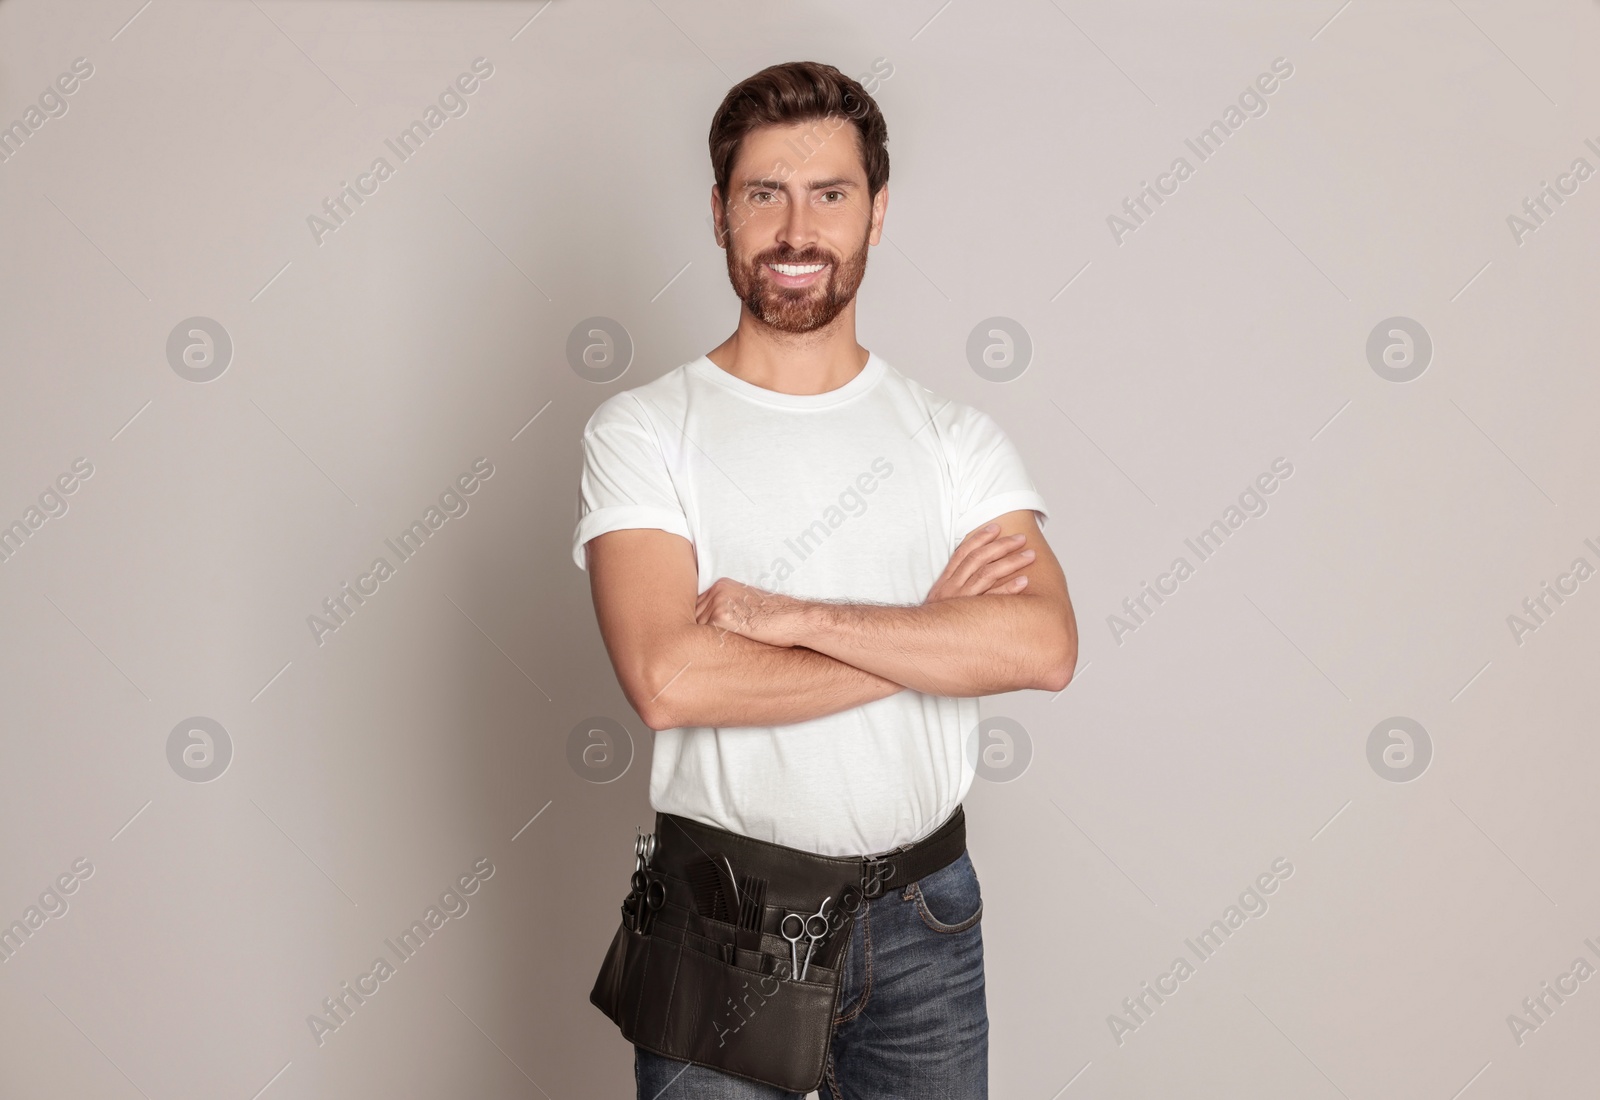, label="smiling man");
[576,61,1076,1099]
